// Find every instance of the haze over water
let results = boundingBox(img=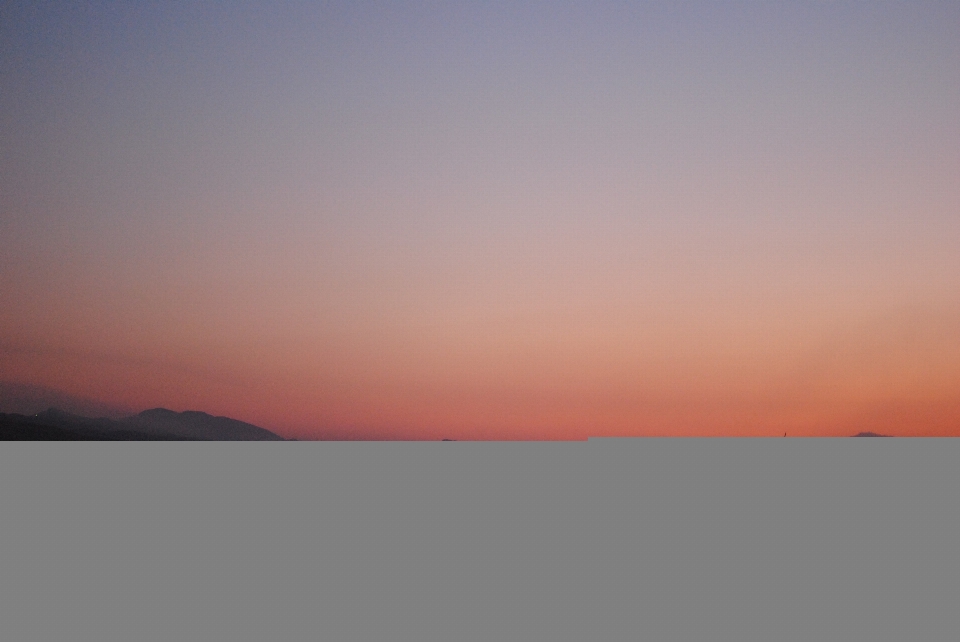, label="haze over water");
[2,2,958,439]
